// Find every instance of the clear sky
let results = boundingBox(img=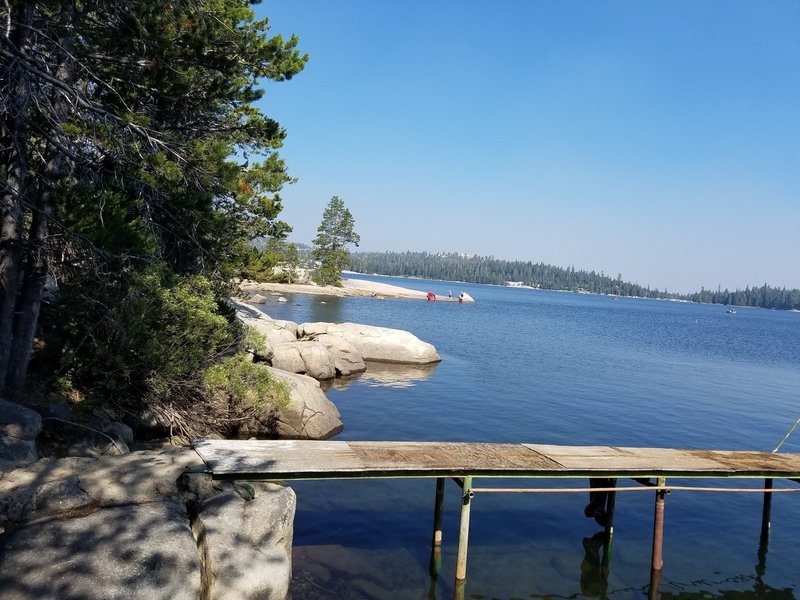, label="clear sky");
[254,1,799,294]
